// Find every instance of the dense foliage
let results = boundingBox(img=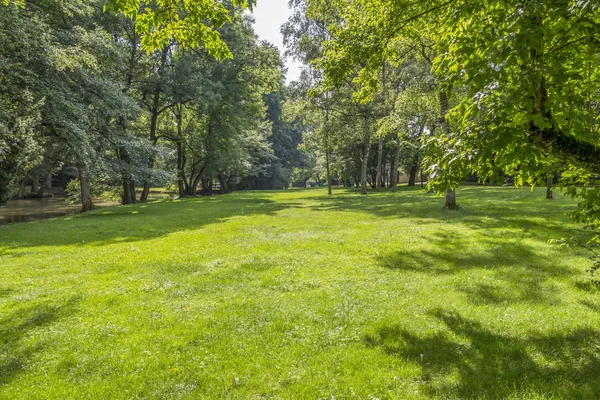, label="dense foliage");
[0,0,304,209]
